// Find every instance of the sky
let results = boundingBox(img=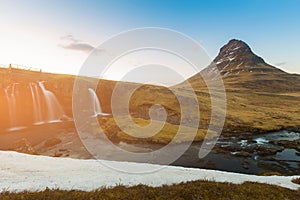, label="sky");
[0,0,299,81]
